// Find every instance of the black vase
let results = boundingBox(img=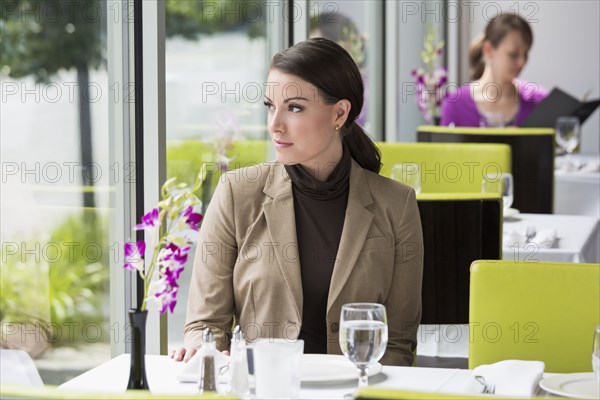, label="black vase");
[433,116,441,126]
[127,309,149,390]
